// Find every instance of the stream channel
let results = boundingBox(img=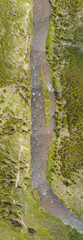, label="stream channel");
[30,0,83,234]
